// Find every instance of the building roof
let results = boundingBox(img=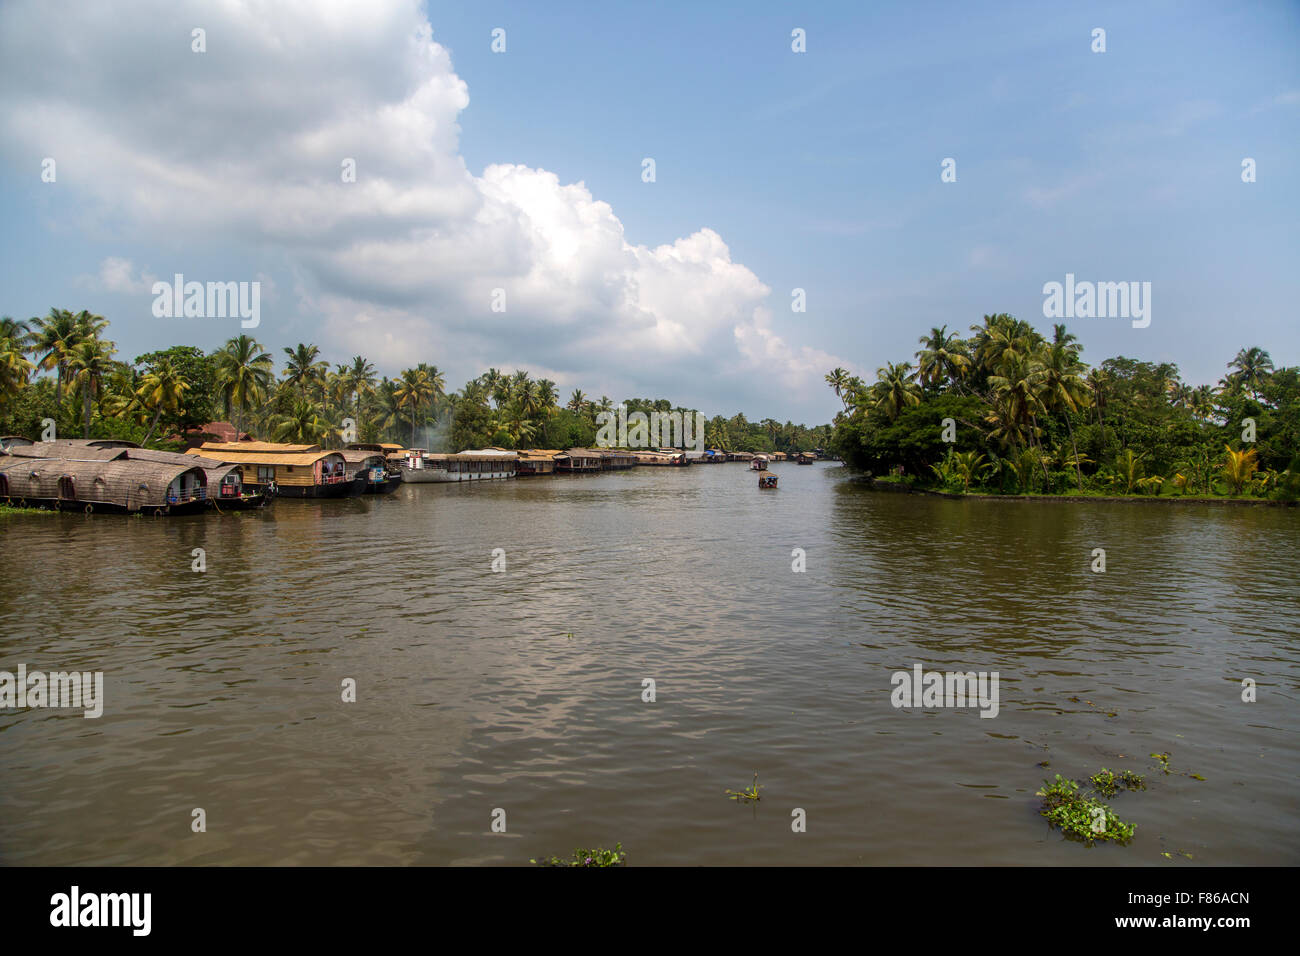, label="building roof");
[189,447,342,467]
[199,440,322,454]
